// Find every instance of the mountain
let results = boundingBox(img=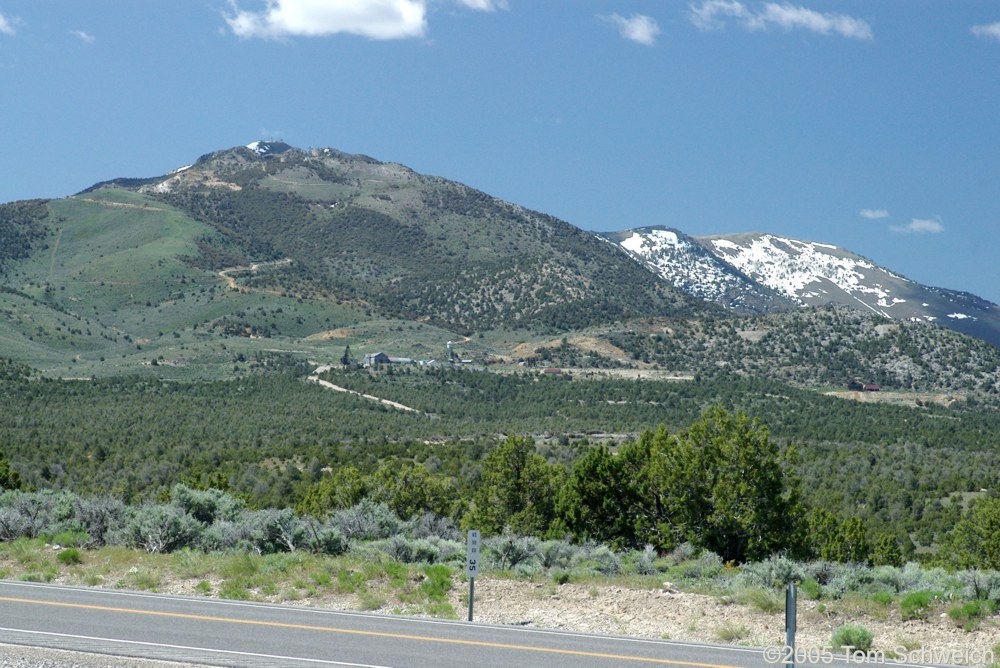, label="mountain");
[0,142,704,378]
[2,141,999,390]
[606,227,1000,349]
[133,142,701,333]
